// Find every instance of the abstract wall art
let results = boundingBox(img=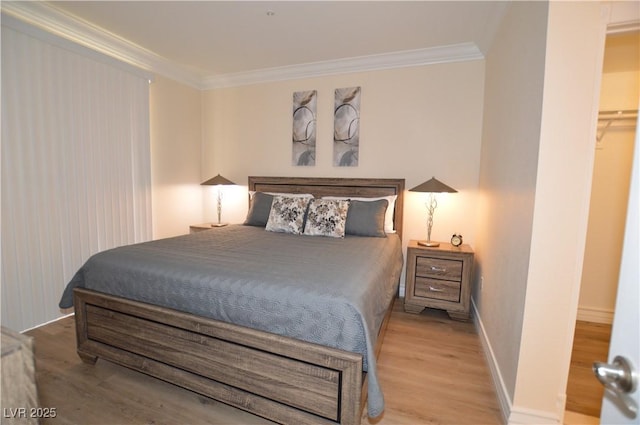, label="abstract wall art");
[292,90,317,166]
[333,86,360,167]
